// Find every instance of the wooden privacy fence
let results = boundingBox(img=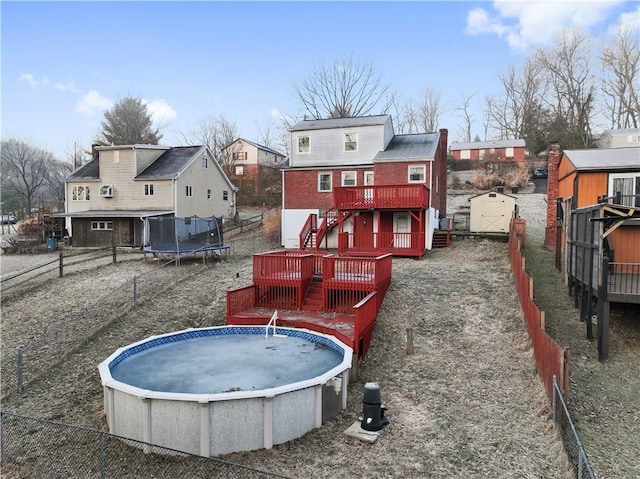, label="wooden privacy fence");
[509,218,569,399]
